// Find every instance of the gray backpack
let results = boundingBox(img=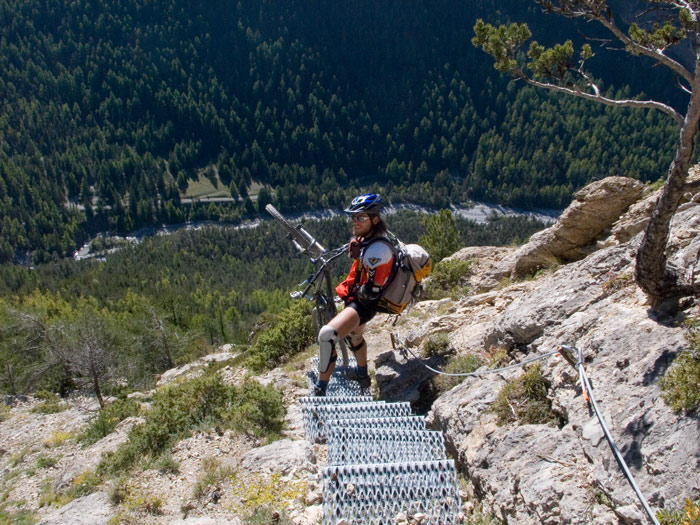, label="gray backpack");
[377,239,432,315]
